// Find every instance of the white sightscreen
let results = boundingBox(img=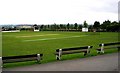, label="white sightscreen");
[82,28,88,32]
